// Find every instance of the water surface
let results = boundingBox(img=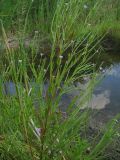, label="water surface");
[89,53,120,127]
